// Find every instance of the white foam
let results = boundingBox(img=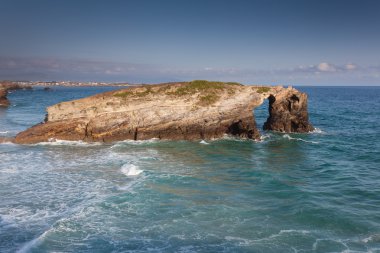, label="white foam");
[220,134,247,142]
[226,229,312,246]
[311,127,326,134]
[121,164,143,177]
[283,134,319,144]
[260,134,271,140]
[363,234,380,243]
[0,141,16,145]
[199,140,209,145]
[255,133,272,143]
[32,139,102,146]
[111,138,160,148]
[0,131,9,134]
[278,229,310,235]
